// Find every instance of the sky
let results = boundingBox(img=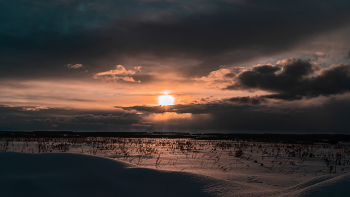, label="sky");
[1,0,350,133]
